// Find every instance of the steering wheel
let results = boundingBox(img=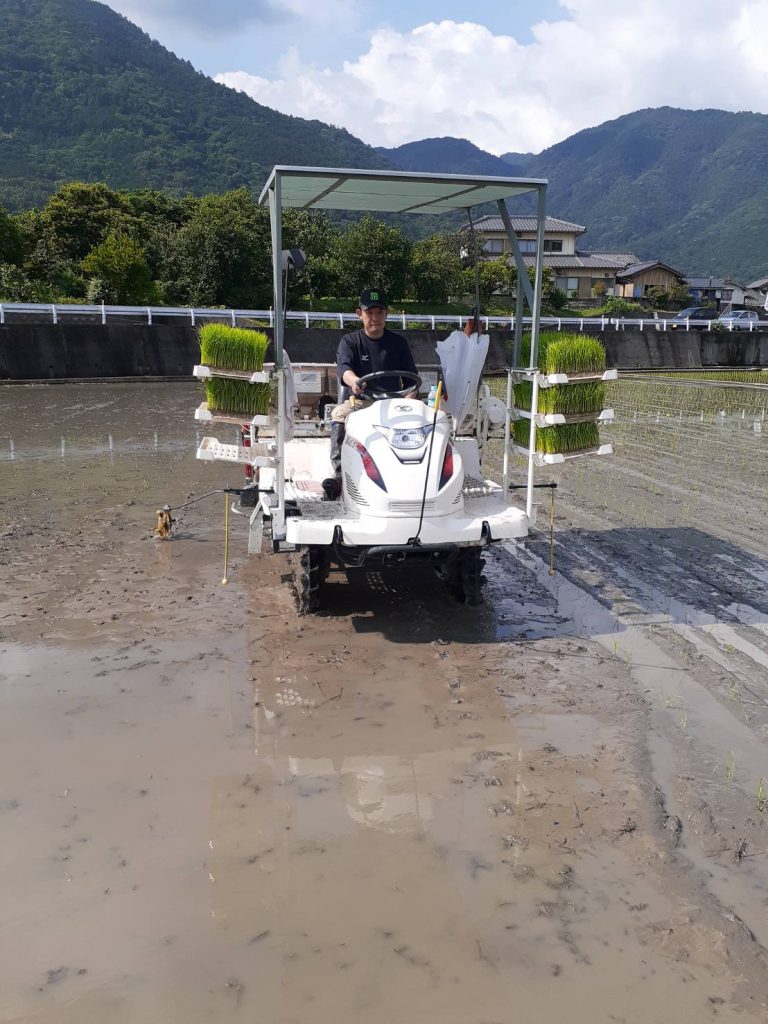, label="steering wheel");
[357,370,422,400]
